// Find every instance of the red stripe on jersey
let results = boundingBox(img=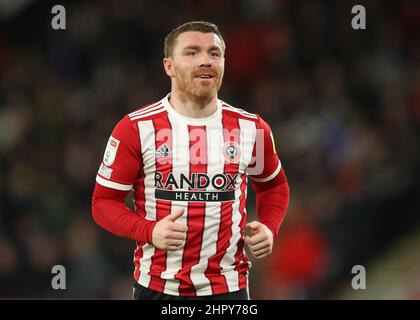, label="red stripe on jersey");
[205,112,240,294]
[234,172,249,289]
[147,116,173,292]
[177,125,208,296]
